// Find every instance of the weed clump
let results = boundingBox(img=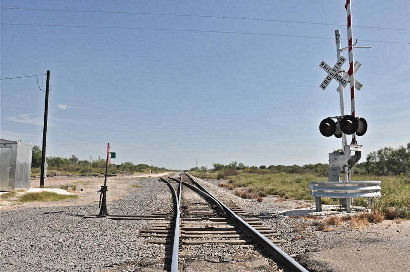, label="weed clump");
[380,207,407,220]
[351,217,369,229]
[358,211,384,223]
[0,191,17,200]
[325,216,342,226]
[216,173,225,180]
[19,192,77,202]
[233,189,259,199]
[218,182,234,190]
[317,222,334,232]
